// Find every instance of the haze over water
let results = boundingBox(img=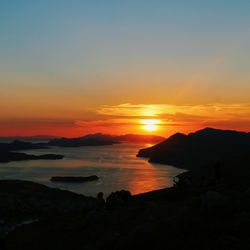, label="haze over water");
[0,143,184,197]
